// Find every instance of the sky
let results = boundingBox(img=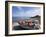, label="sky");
[12,6,41,17]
